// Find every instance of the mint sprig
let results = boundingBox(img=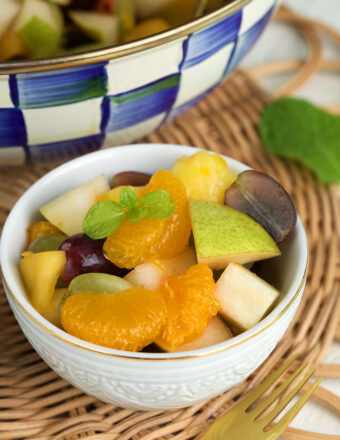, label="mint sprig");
[83,188,176,240]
